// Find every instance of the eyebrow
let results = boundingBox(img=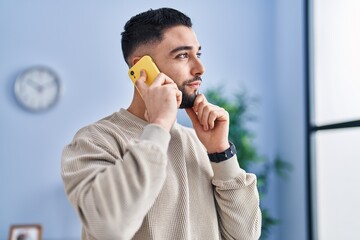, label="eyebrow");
[170,45,202,55]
